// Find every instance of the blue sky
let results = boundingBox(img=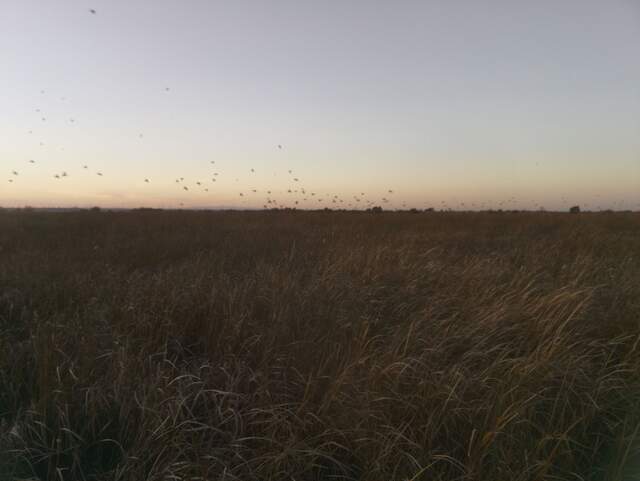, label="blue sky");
[1,0,639,209]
